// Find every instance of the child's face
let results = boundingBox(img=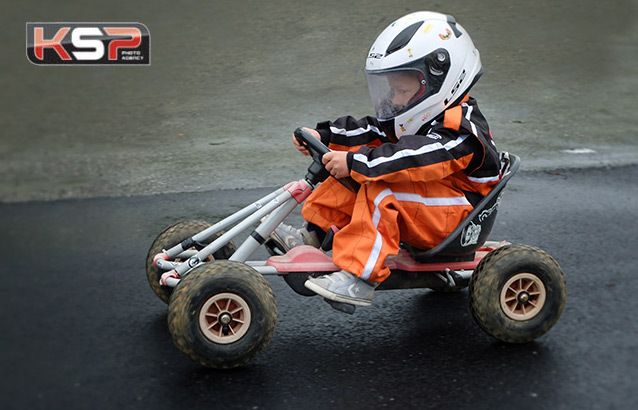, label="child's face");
[387,72,423,110]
